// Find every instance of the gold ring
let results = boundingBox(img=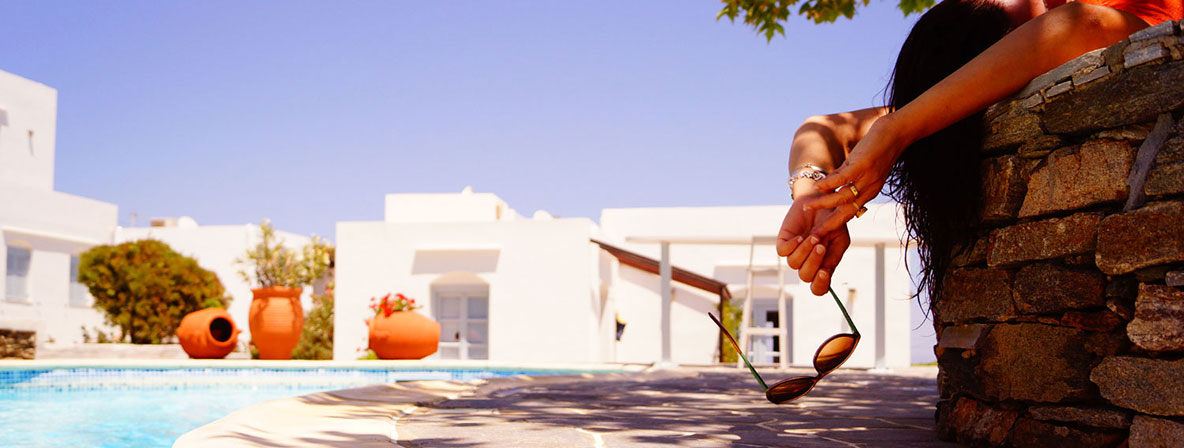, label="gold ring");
[847,184,859,198]
[853,203,868,218]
